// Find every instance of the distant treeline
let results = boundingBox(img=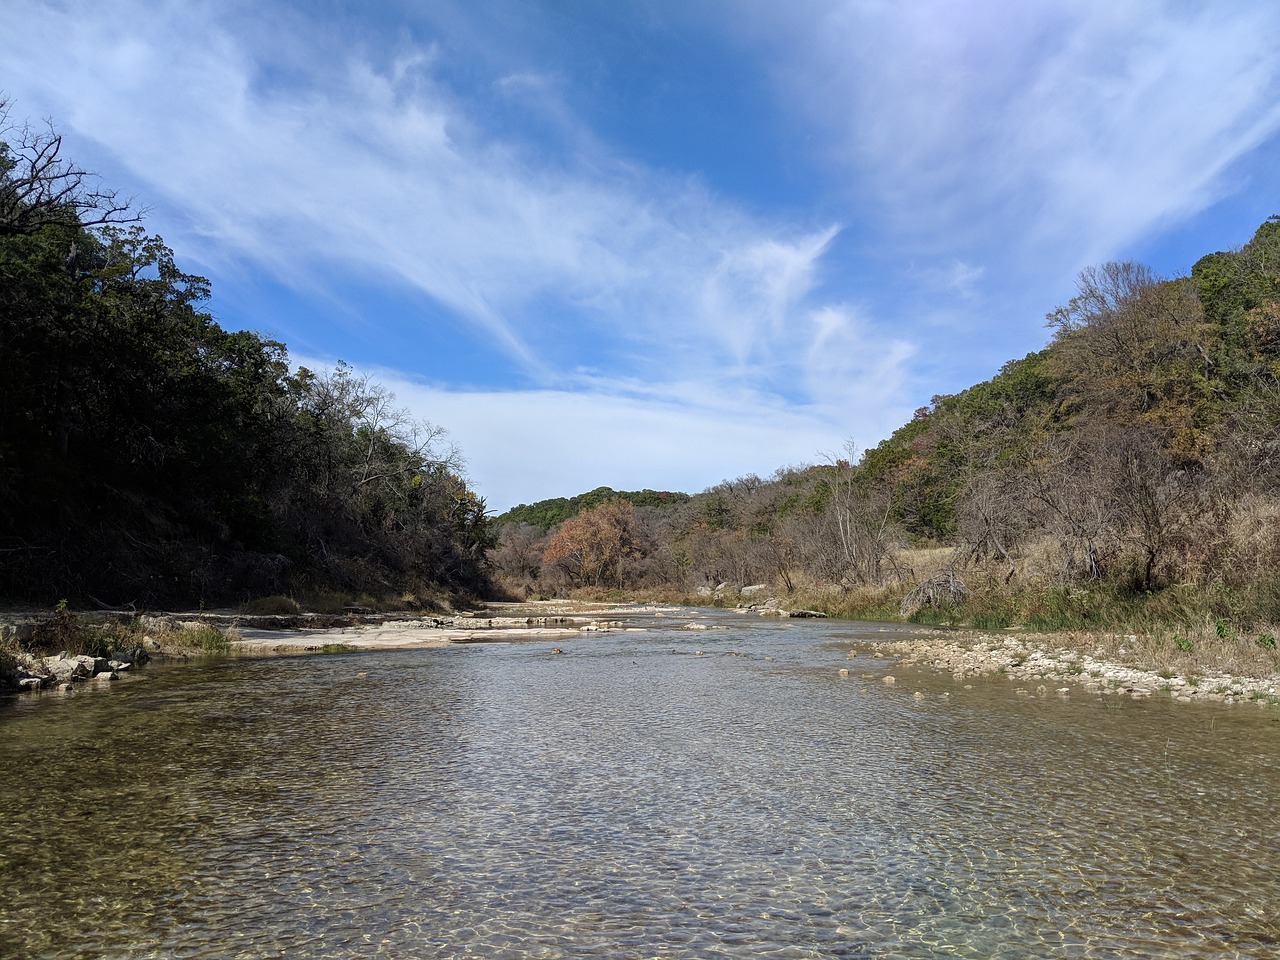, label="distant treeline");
[0,103,491,607]
[493,216,1280,636]
[496,487,691,533]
